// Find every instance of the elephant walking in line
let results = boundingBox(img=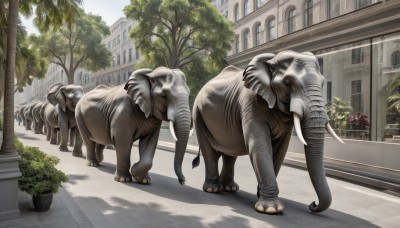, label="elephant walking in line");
[18,105,27,126]
[193,51,344,214]
[24,102,39,130]
[45,83,84,156]
[75,67,191,184]
[32,101,45,134]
